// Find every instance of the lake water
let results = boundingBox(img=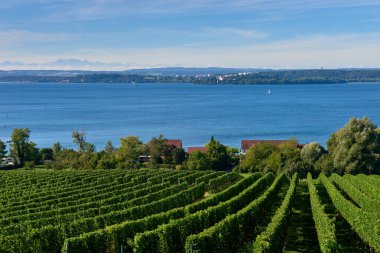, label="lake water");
[0,82,379,150]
